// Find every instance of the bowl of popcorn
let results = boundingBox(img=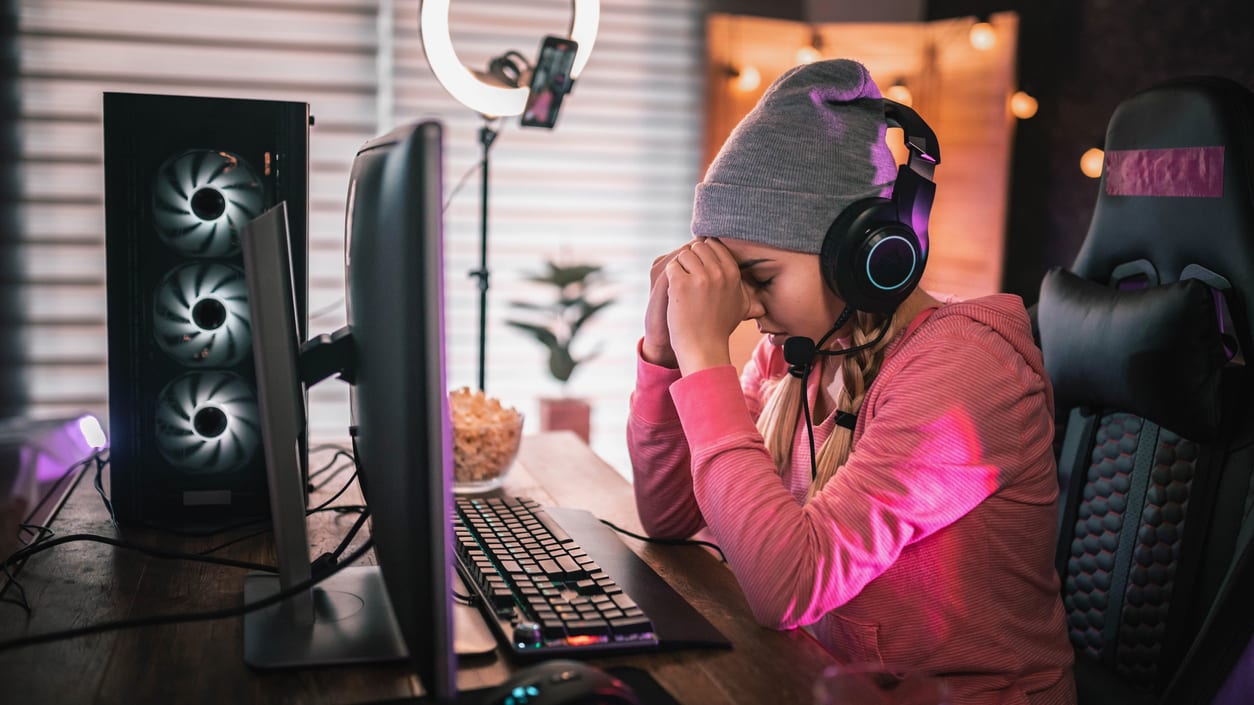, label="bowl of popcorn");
[449,387,523,494]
